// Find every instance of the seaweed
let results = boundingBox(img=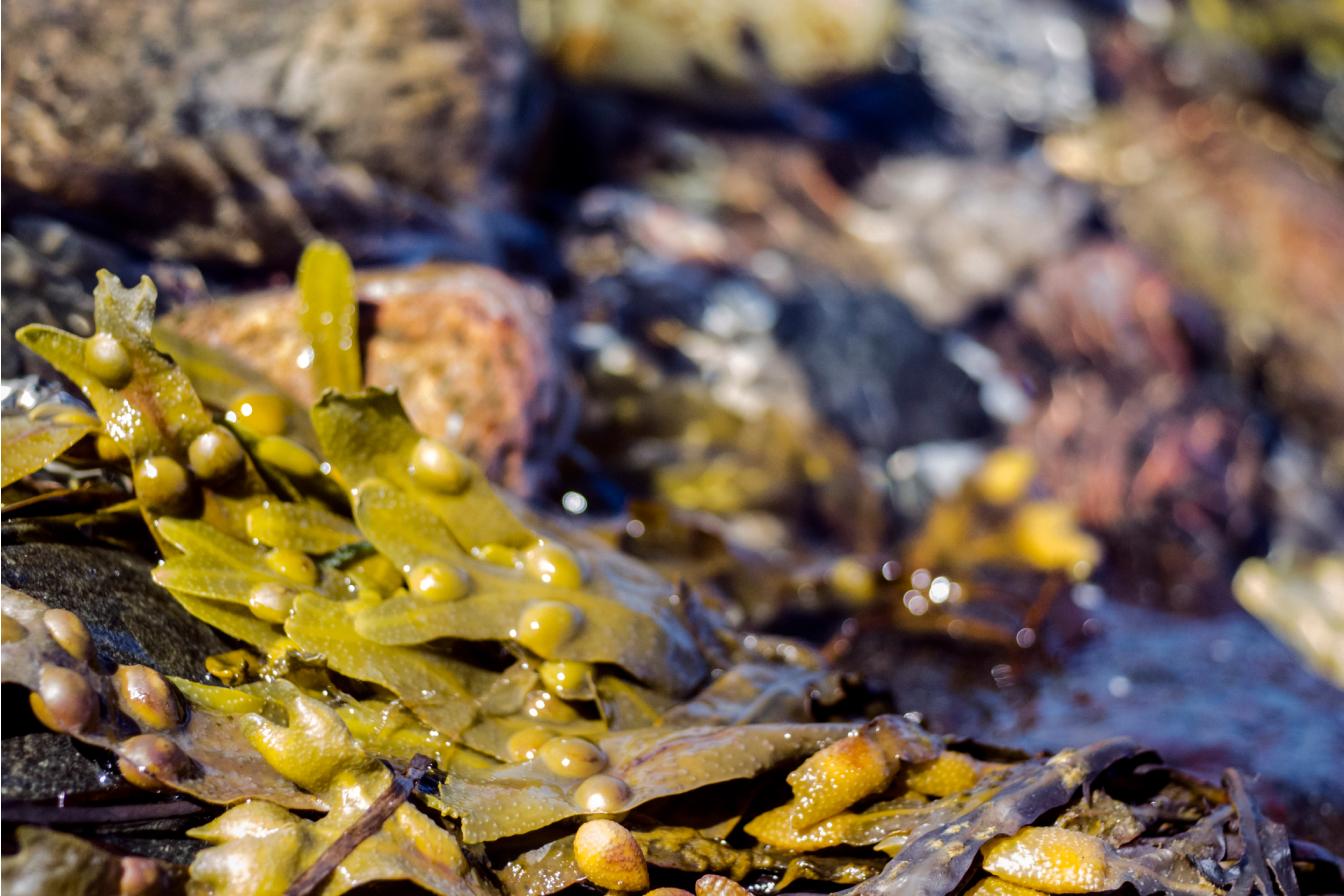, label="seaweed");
[3,262,1330,896]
